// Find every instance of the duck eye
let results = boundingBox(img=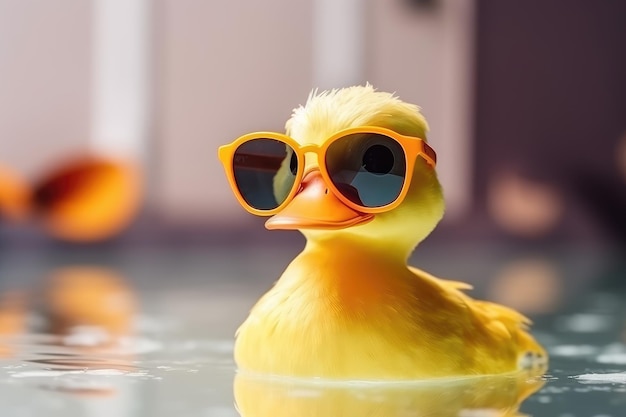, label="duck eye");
[289,151,298,175]
[362,144,394,175]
